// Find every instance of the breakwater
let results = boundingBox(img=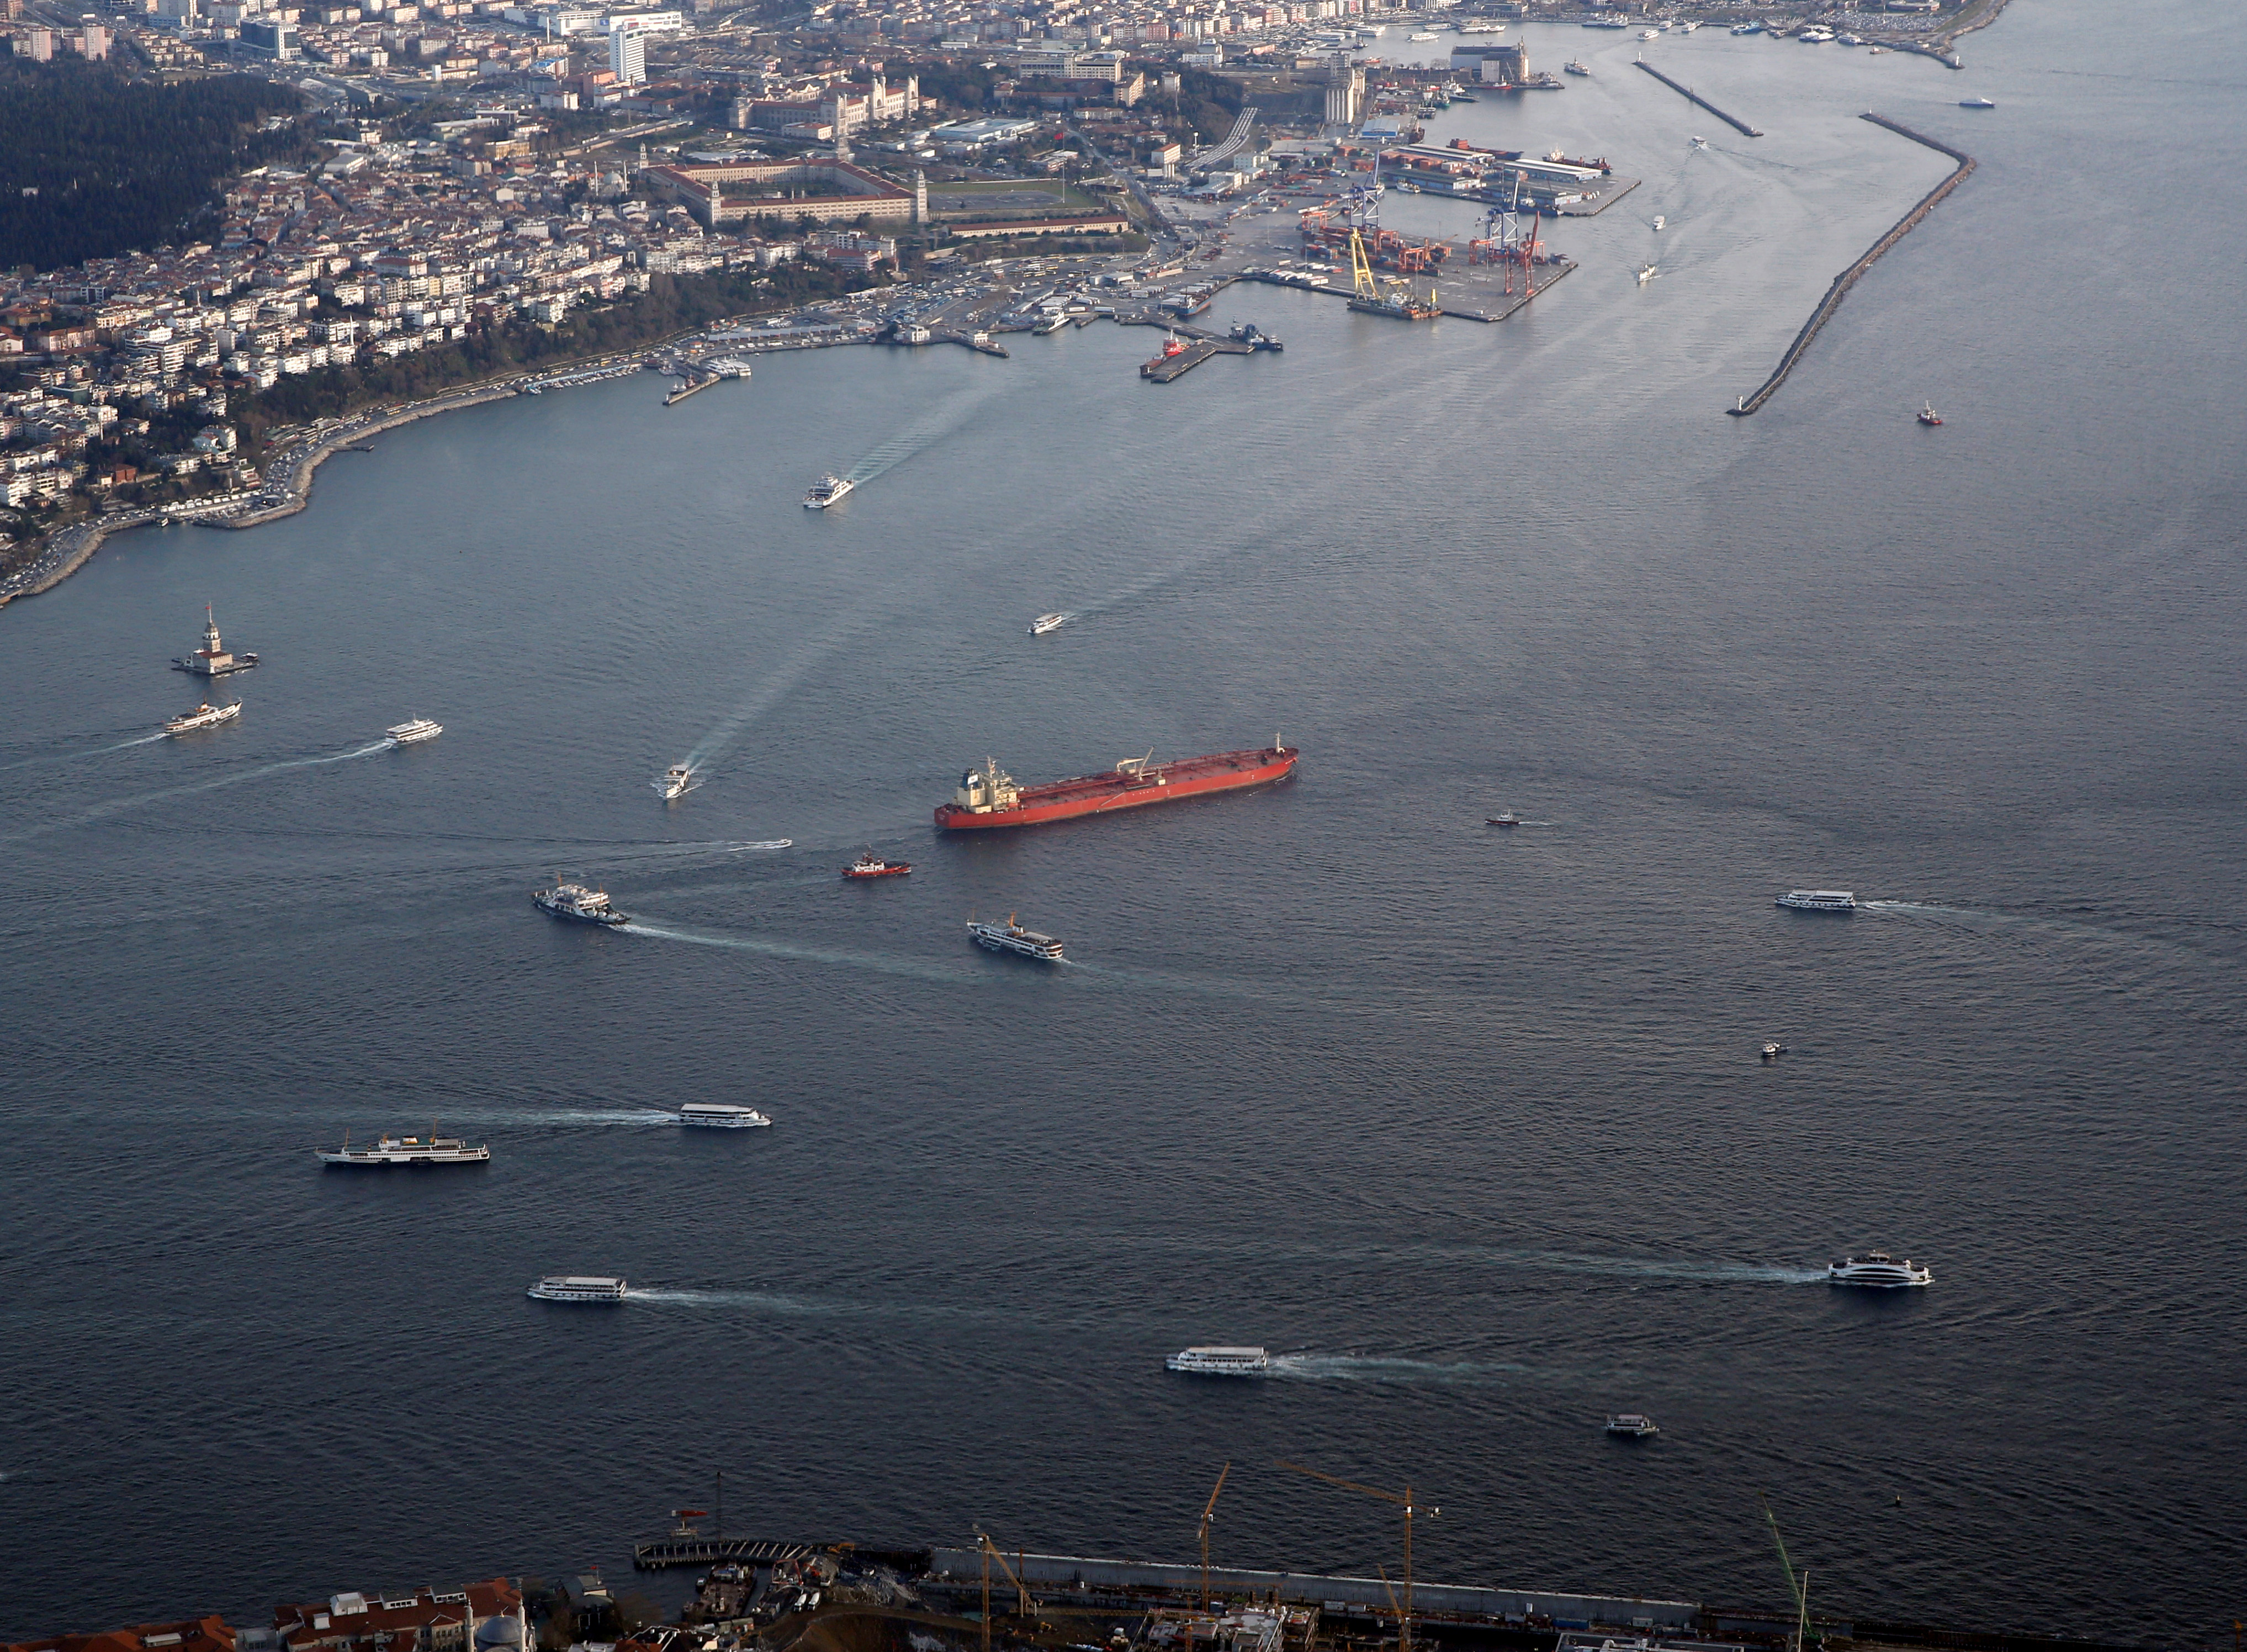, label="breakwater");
[1633,60,1763,138]
[1725,114,1976,417]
